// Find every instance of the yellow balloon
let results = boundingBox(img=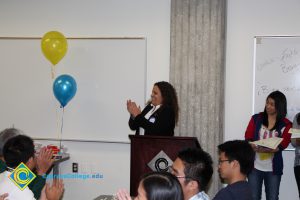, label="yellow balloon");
[41,31,68,65]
